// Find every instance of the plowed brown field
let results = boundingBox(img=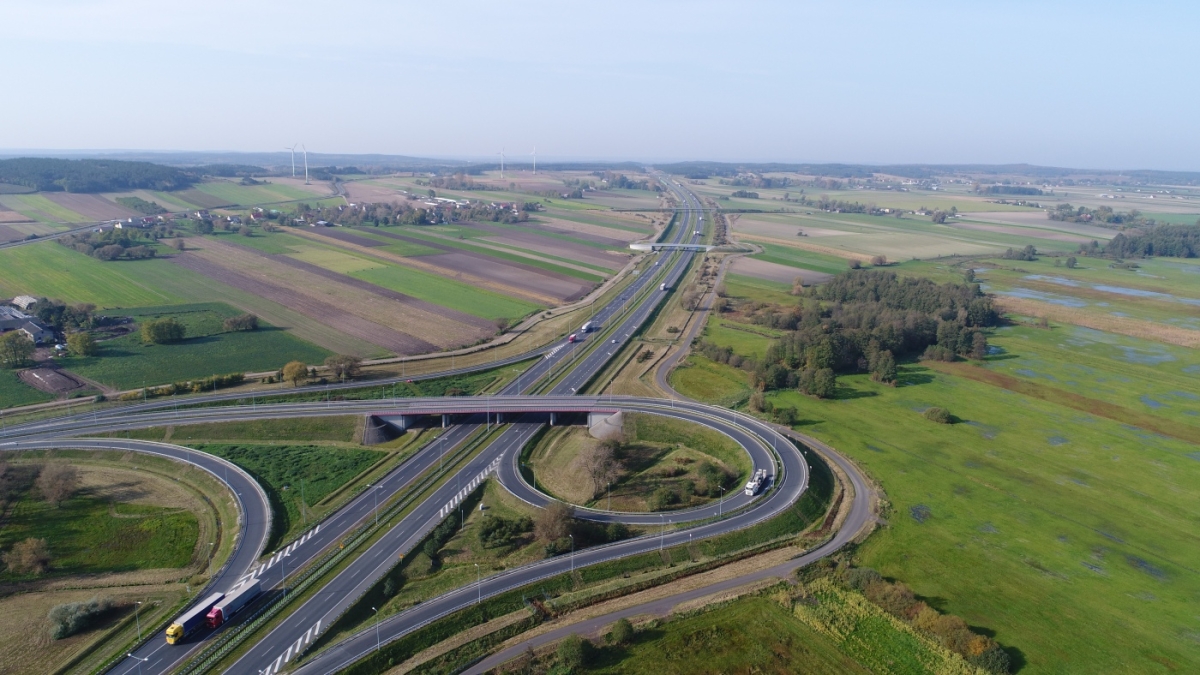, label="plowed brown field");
[44,193,138,221]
